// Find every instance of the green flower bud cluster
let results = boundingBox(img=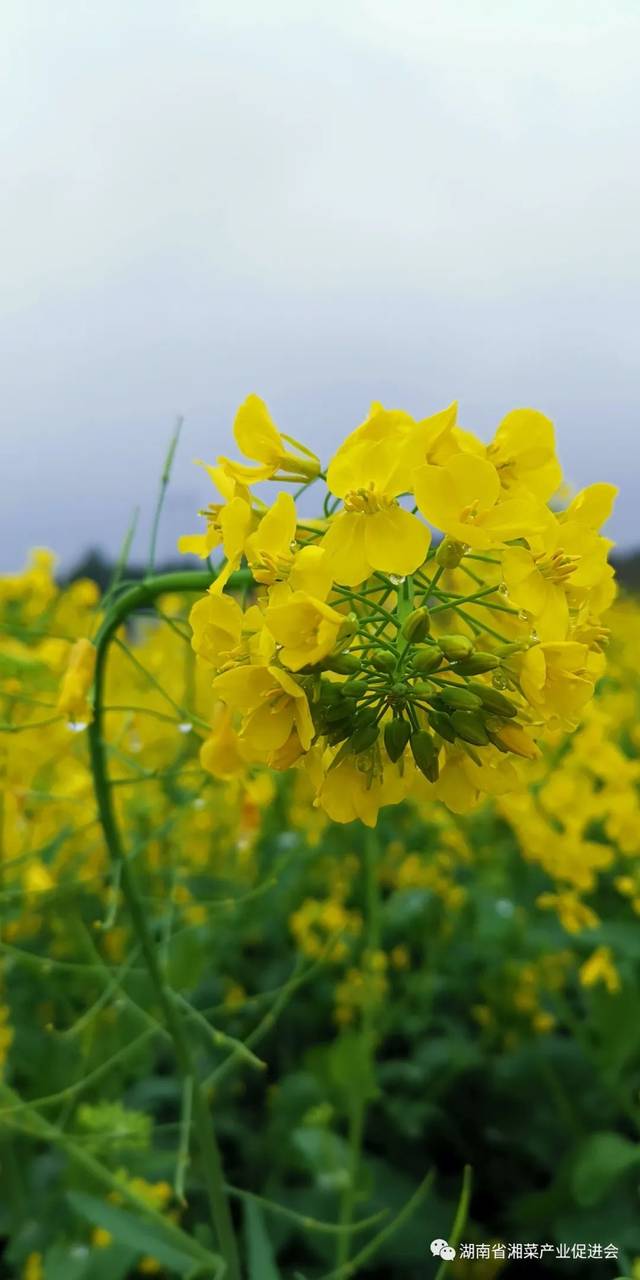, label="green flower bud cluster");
[308,614,525,776]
